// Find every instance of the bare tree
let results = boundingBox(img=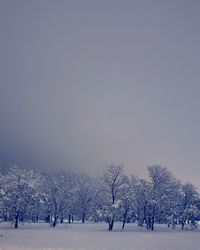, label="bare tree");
[134,178,151,228]
[179,183,199,230]
[2,165,41,228]
[75,173,95,223]
[146,165,180,231]
[42,170,78,227]
[101,164,126,231]
[120,175,138,229]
